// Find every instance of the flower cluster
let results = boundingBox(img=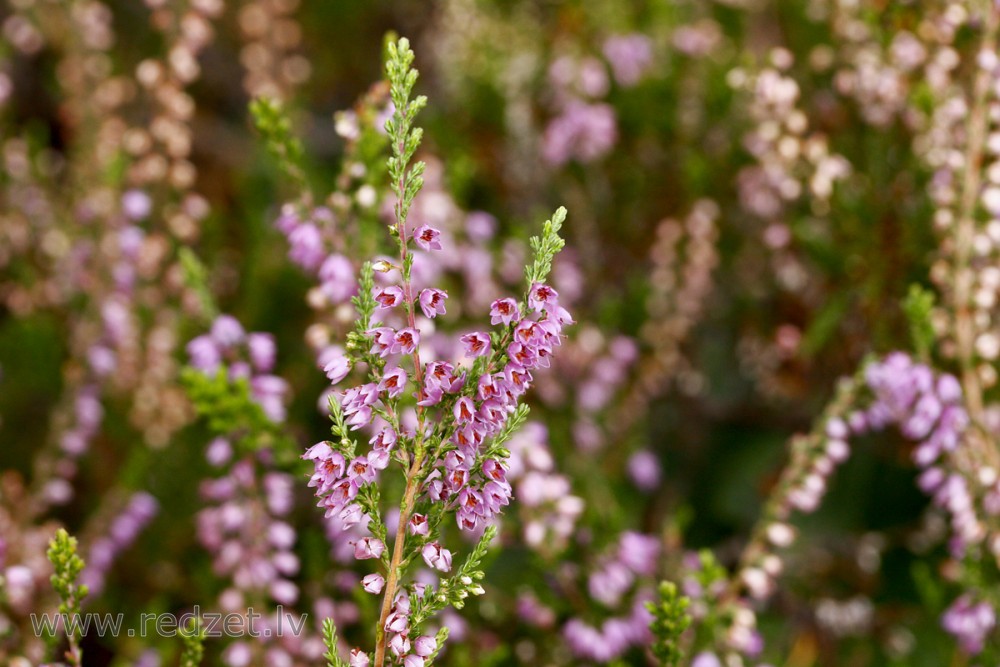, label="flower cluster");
[198,456,299,604]
[504,422,583,553]
[942,594,997,655]
[861,353,973,552]
[79,492,159,596]
[187,314,288,423]
[197,453,312,666]
[542,33,653,166]
[561,532,661,661]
